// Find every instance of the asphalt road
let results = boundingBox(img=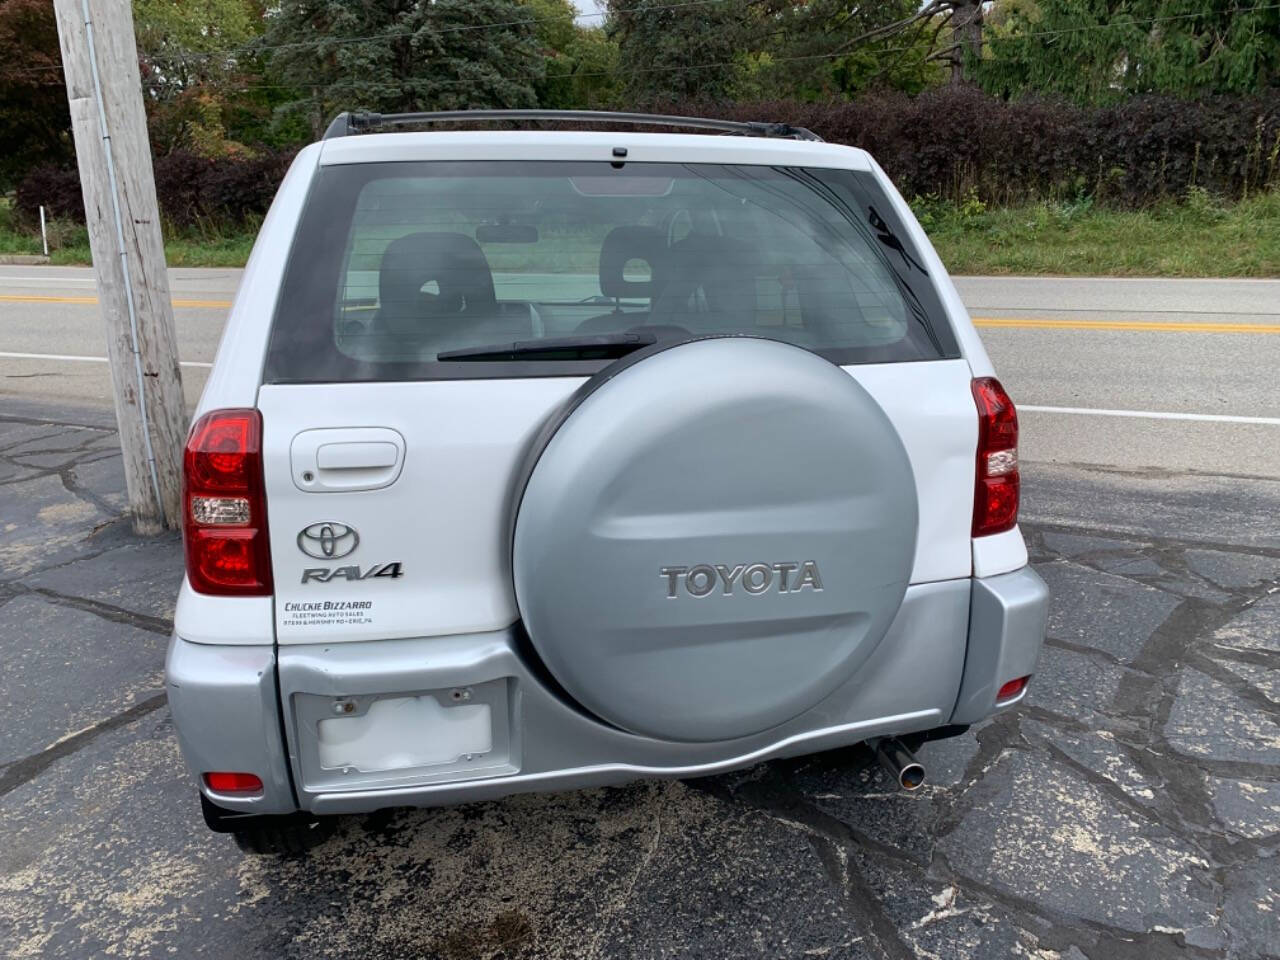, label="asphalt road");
[2,267,1279,476]
[1,397,1277,958]
[2,268,1279,956]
